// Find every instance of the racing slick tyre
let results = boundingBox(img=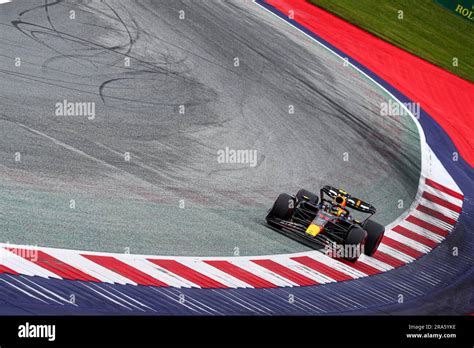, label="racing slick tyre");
[267,193,294,221]
[362,220,385,256]
[296,189,319,205]
[344,226,367,262]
